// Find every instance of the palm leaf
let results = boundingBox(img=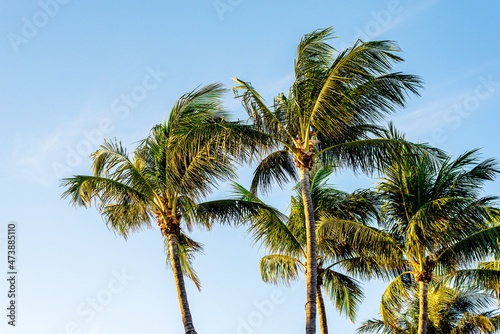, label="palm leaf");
[380,273,415,322]
[250,149,297,195]
[437,226,500,269]
[165,234,204,291]
[260,254,302,286]
[322,268,364,321]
